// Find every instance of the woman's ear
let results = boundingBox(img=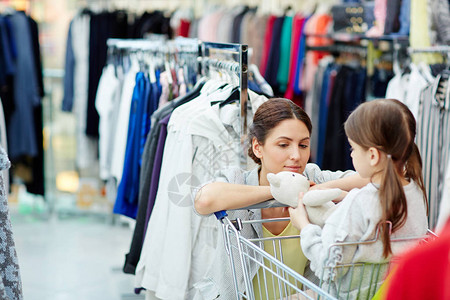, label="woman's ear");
[368,147,381,167]
[252,138,263,158]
